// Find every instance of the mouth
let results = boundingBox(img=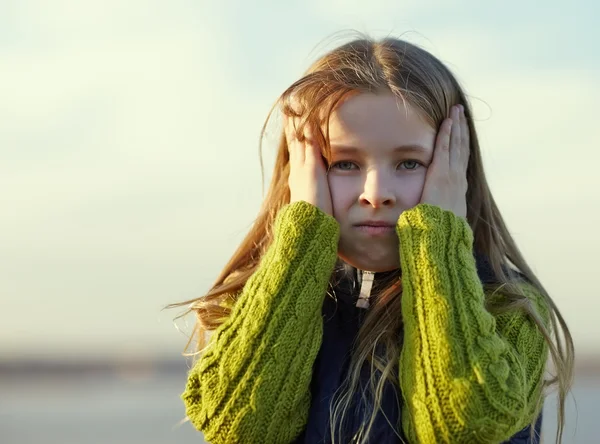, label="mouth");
[353,221,396,235]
